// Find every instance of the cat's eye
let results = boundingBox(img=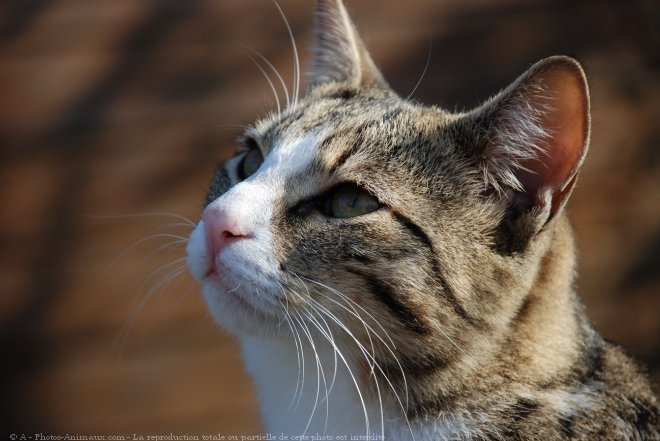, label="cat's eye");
[240,148,264,179]
[323,184,381,218]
